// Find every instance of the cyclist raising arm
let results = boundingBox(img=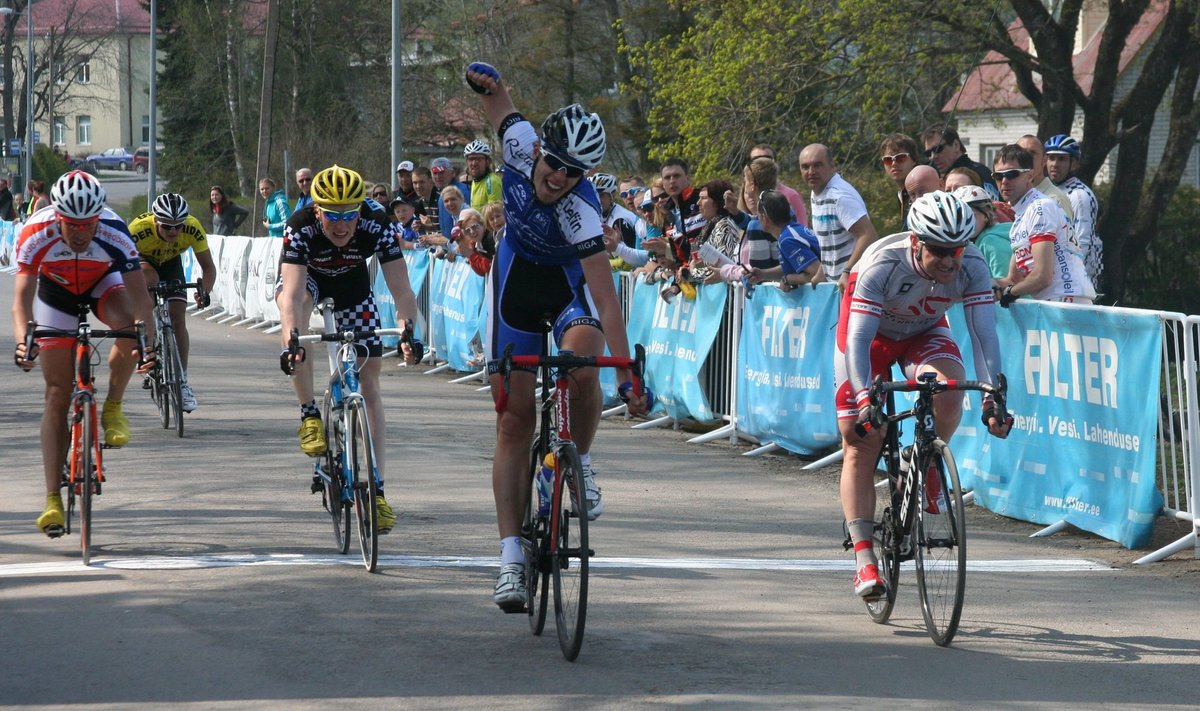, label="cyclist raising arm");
[276,165,423,534]
[835,191,1012,600]
[11,171,155,535]
[127,194,216,412]
[465,62,650,611]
